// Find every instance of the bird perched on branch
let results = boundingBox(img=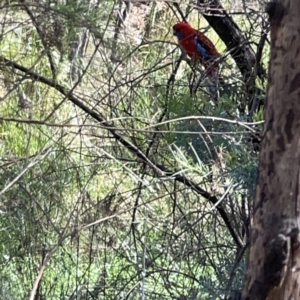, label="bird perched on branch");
[173,22,220,78]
